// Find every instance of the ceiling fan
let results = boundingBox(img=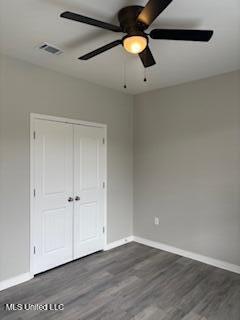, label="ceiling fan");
[60,0,213,68]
